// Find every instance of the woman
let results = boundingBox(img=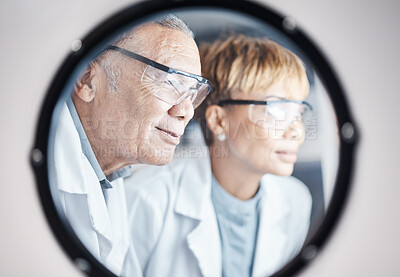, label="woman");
[125,35,312,277]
